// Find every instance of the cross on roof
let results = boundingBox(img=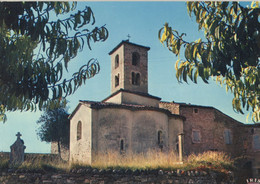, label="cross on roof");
[16,132,22,139]
[127,34,131,40]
